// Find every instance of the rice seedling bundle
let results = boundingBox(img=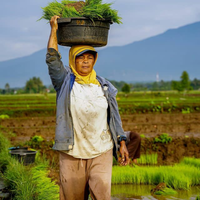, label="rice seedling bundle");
[154,187,177,195]
[0,132,10,153]
[0,132,59,199]
[39,0,122,24]
[0,132,12,172]
[4,160,36,200]
[112,162,200,190]
[32,164,59,200]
